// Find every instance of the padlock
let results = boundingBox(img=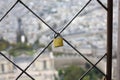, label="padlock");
[53,36,63,47]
